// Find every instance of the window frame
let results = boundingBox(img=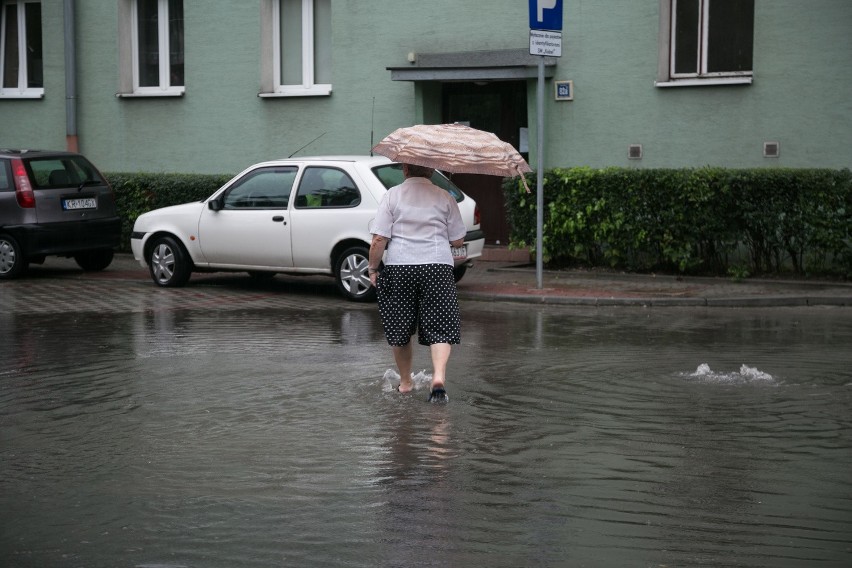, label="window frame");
[222,166,297,210]
[656,0,754,88]
[294,166,359,209]
[117,0,184,98]
[0,0,43,99]
[260,0,331,98]
[0,159,11,190]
